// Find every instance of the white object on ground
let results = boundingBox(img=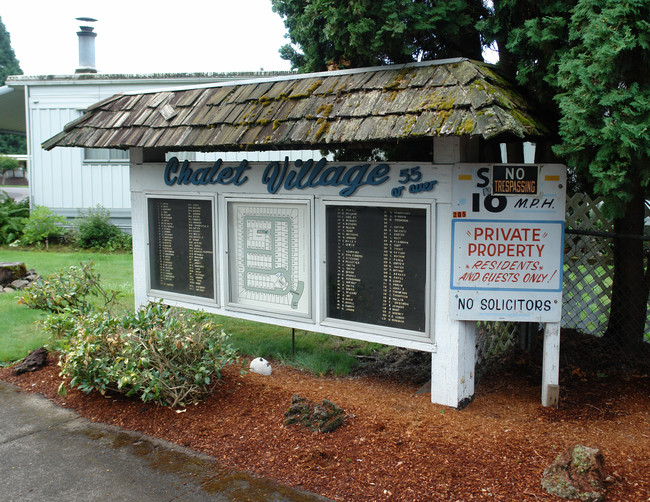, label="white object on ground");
[250,357,272,375]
